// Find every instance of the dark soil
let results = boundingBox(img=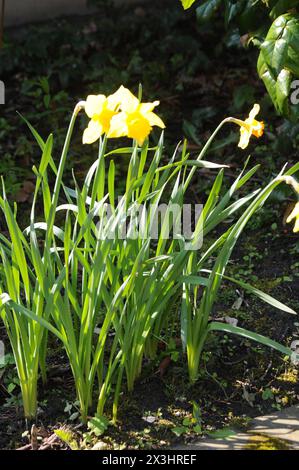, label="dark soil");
[1,226,298,450]
[0,0,298,450]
